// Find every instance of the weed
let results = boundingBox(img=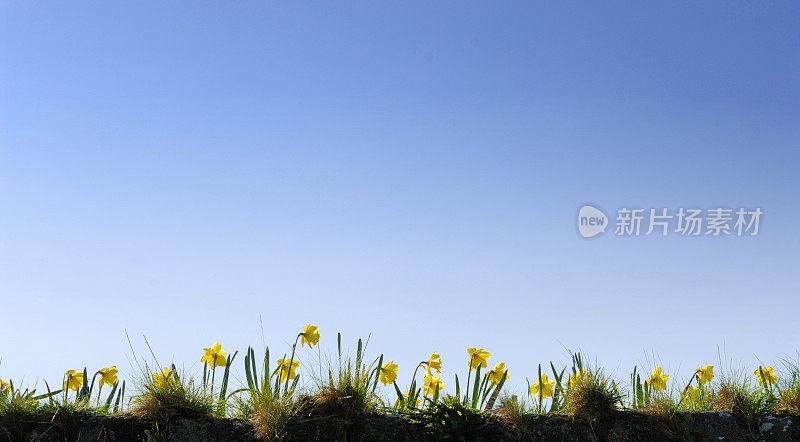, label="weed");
[131,365,214,422]
[410,395,502,440]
